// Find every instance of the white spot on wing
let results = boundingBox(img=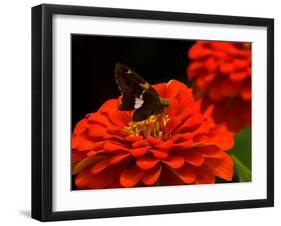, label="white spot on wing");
[135,98,144,104]
[134,104,142,109]
[134,97,144,109]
